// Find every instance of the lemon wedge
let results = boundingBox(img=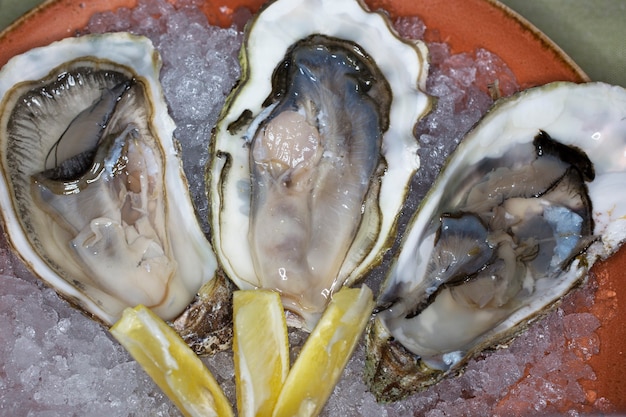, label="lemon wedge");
[110,305,234,417]
[233,290,289,417]
[272,285,374,417]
